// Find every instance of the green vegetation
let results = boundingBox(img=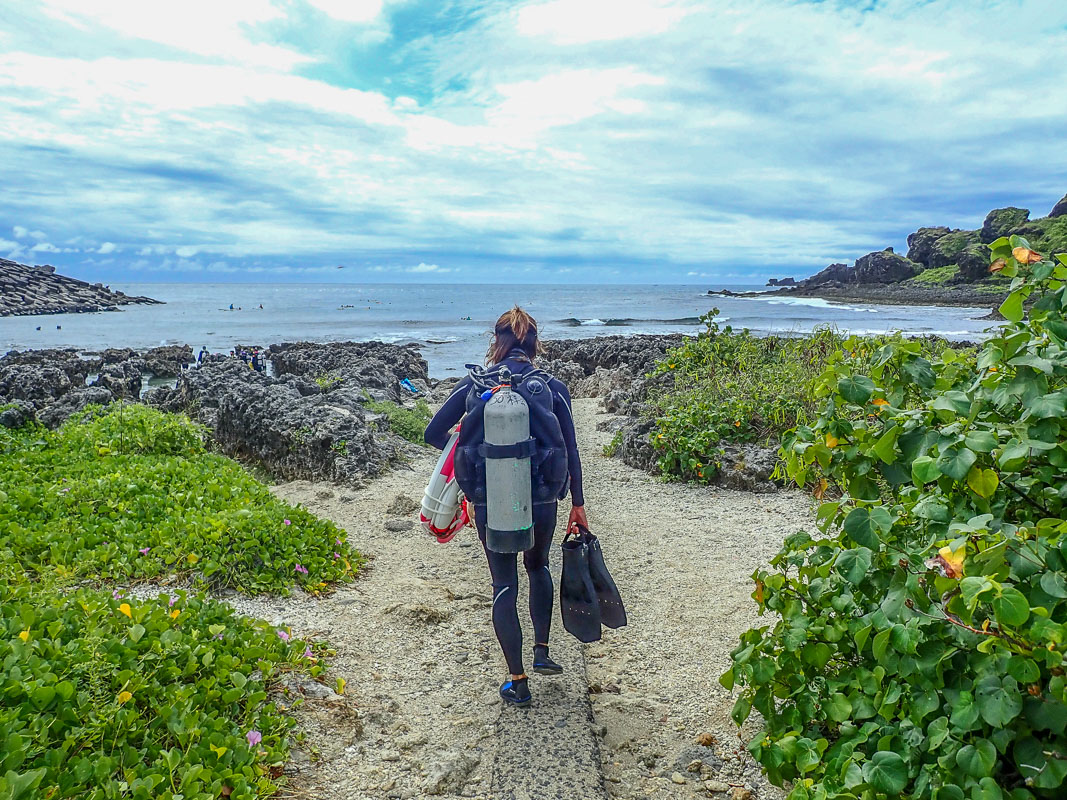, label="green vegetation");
[907,264,959,286]
[1028,216,1067,260]
[312,371,342,391]
[1,578,320,800]
[1,404,359,594]
[646,312,957,482]
[0,404,359,798]
[362,395,432,444]
[724,237,1067,799]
